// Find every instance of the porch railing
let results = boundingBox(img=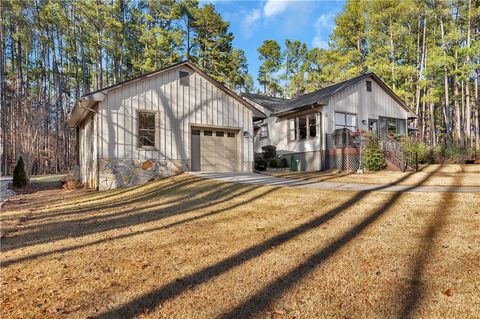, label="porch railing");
[379,135,418,172]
